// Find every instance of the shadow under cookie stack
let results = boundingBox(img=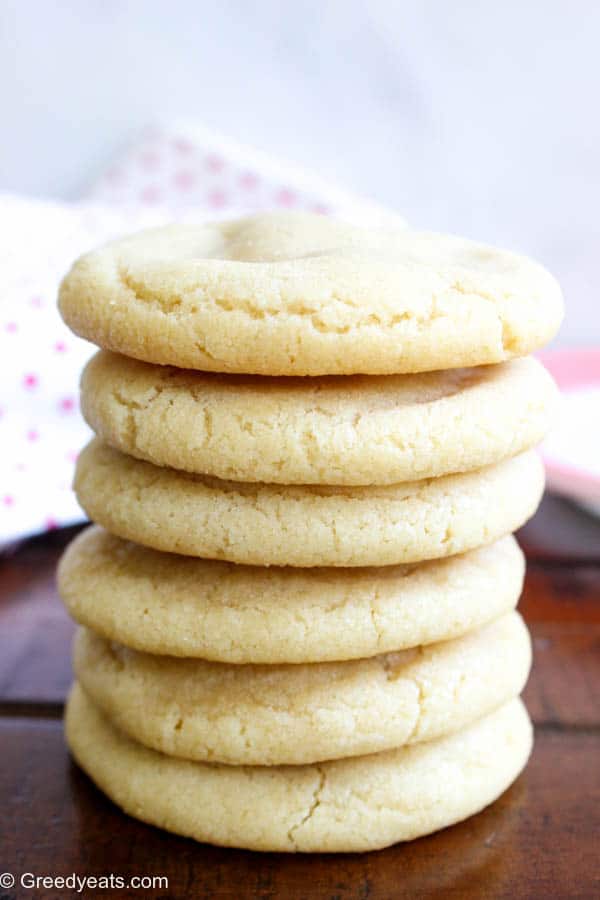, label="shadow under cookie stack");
[57,213,562,853]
